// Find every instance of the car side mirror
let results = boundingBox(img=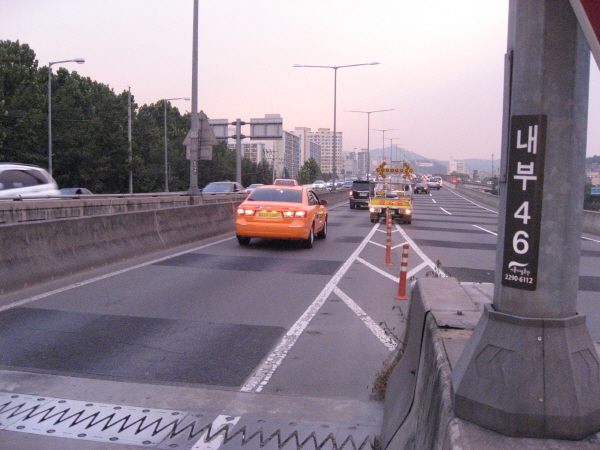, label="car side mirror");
[320,199,328,205]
